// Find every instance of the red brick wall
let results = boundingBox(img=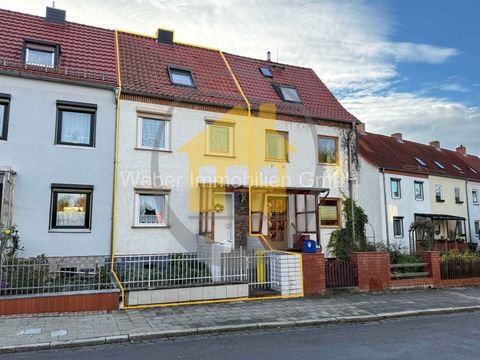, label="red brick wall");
[391,278,434,288]
[422,251,441,287]
[441,278,480,287]
[351,252,391,291]
[0,291,119,315]
[302,251,326,296]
